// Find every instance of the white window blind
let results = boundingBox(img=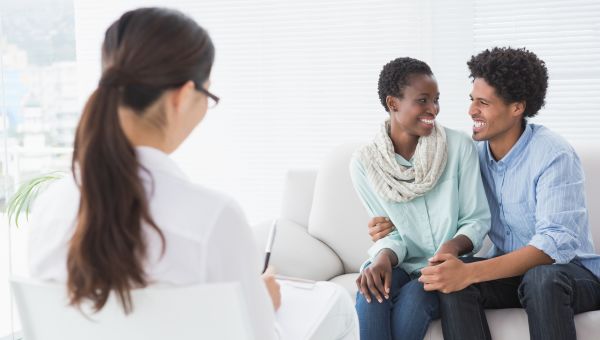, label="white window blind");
[72,0,600,225]
[473,0,600,141]
[74,0,429,223]
[431,0,600,141]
